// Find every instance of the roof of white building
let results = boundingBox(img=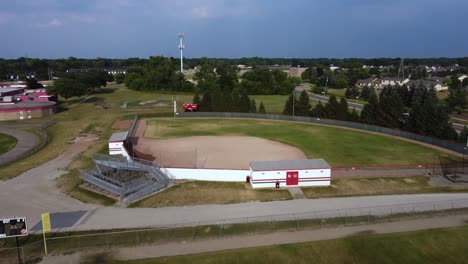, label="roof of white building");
[109,131,128,142]
[250,159,331,171]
